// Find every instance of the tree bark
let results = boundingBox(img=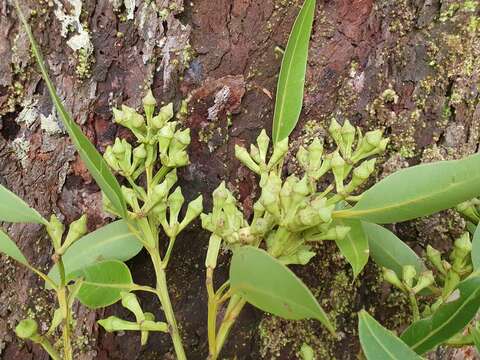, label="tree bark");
[0,0,478,359]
